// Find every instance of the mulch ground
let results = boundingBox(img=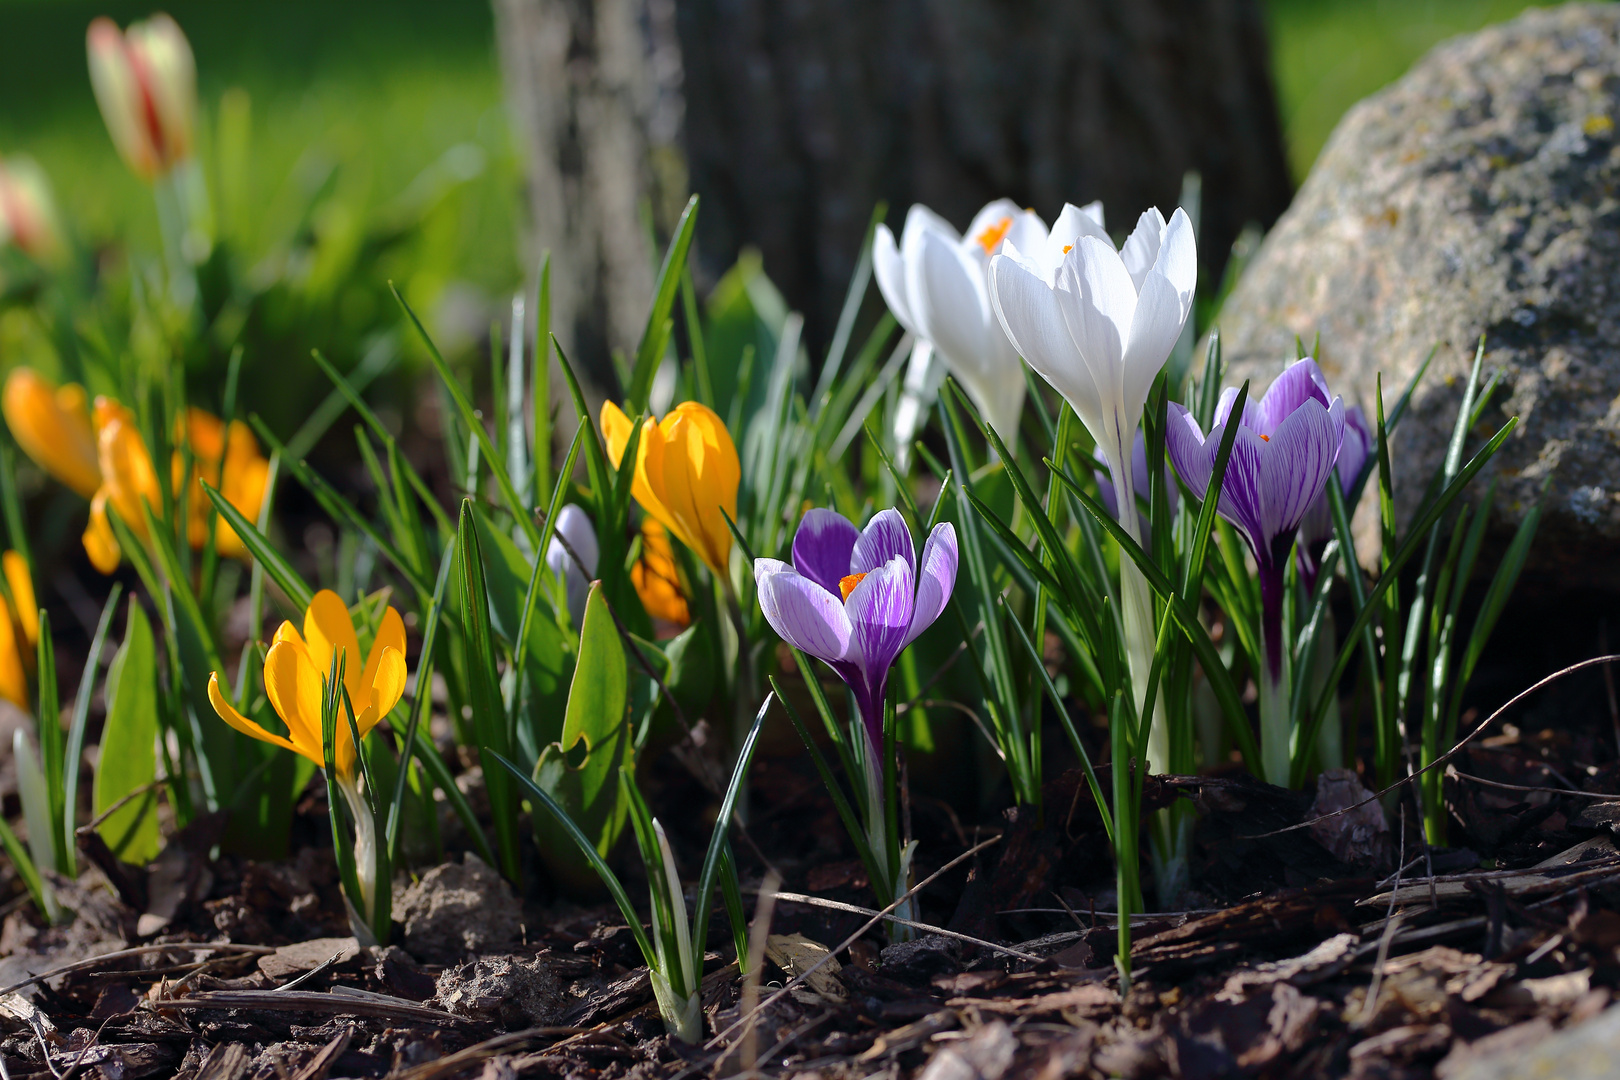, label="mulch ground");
[5,650,1620,1080]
